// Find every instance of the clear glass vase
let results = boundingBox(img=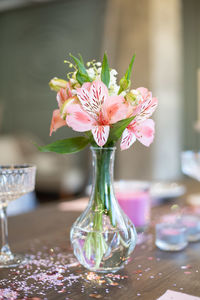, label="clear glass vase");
[70,147,137,273]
